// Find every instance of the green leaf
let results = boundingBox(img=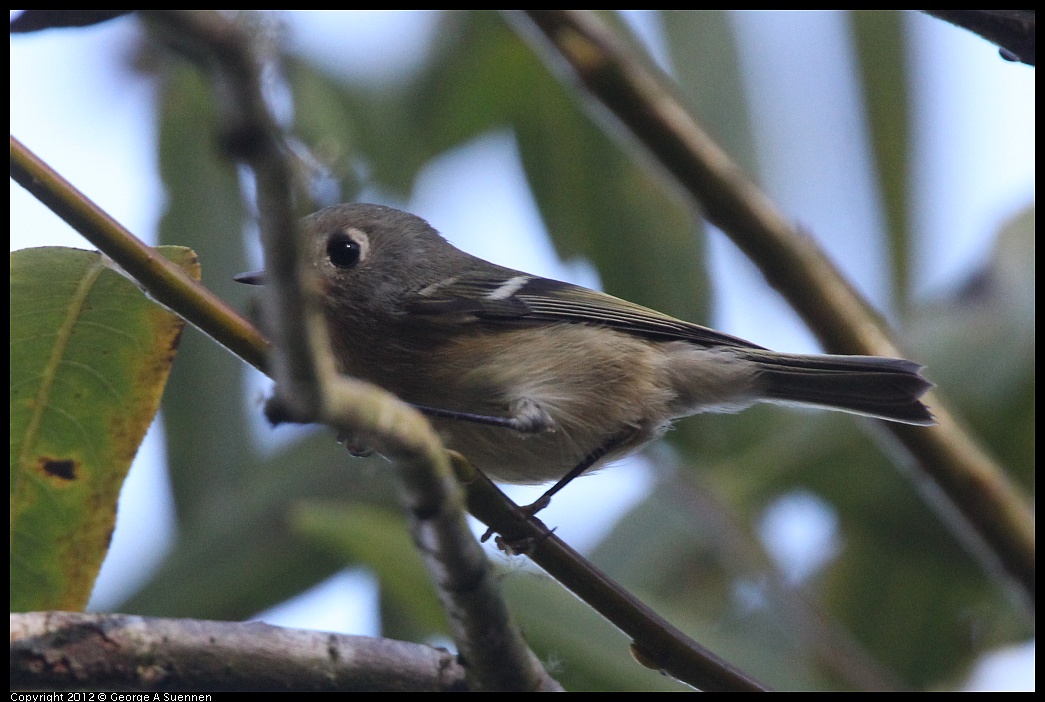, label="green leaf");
[10,245,197,612]
[849,10,911,305]
[153,62,255,518]
[123,63,402,621]
[663,10,758,178]
[290,502,447,635]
